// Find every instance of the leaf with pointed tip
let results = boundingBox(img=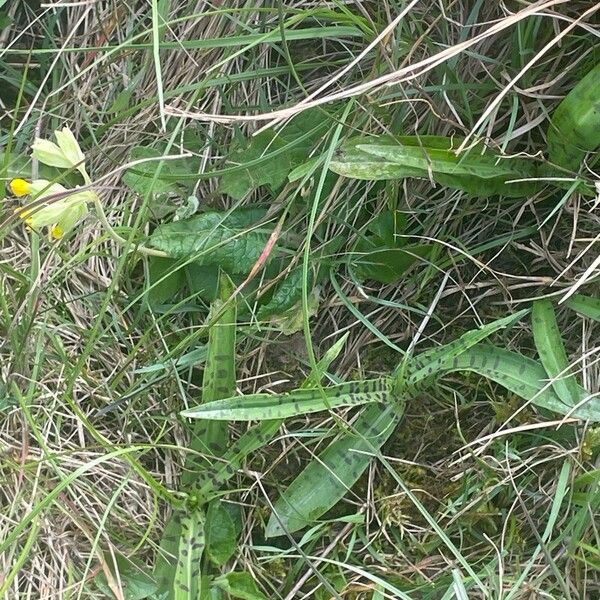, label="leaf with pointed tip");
[181,378,392,421]
[442,345,600,421]
[266,403,400,537]
[219,108,330,199]
[148,208,272,273]
[330,136,538,197]
[396,310,529,390]
[532,300,580,406]
[267,310,528,537]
